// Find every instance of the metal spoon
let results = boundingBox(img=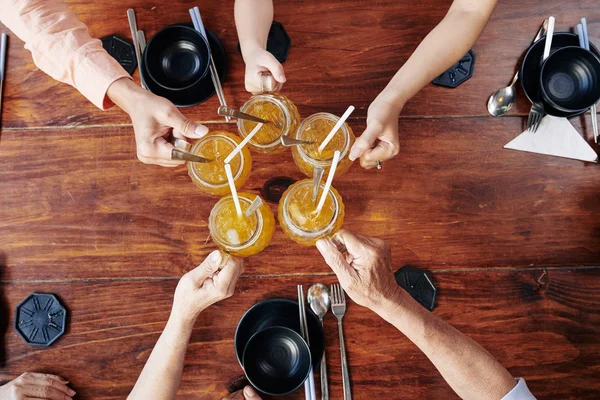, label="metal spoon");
[487,20,548,117]
[218,105,314,147]
[218,105,280,128]
[307,283,331,400]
